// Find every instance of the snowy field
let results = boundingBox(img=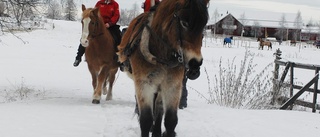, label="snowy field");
[0,20,320,137]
